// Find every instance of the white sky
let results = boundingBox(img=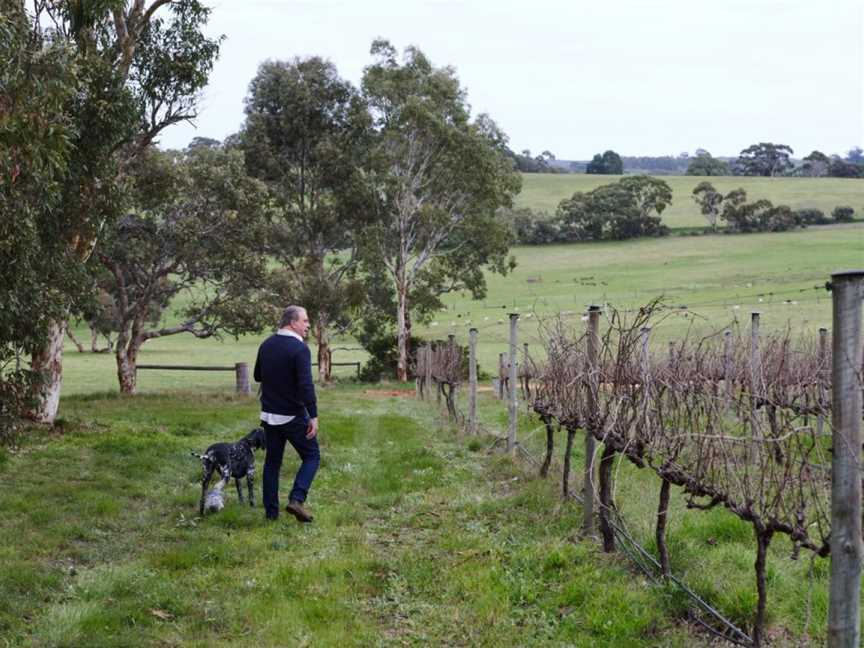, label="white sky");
[159,0,864,160]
